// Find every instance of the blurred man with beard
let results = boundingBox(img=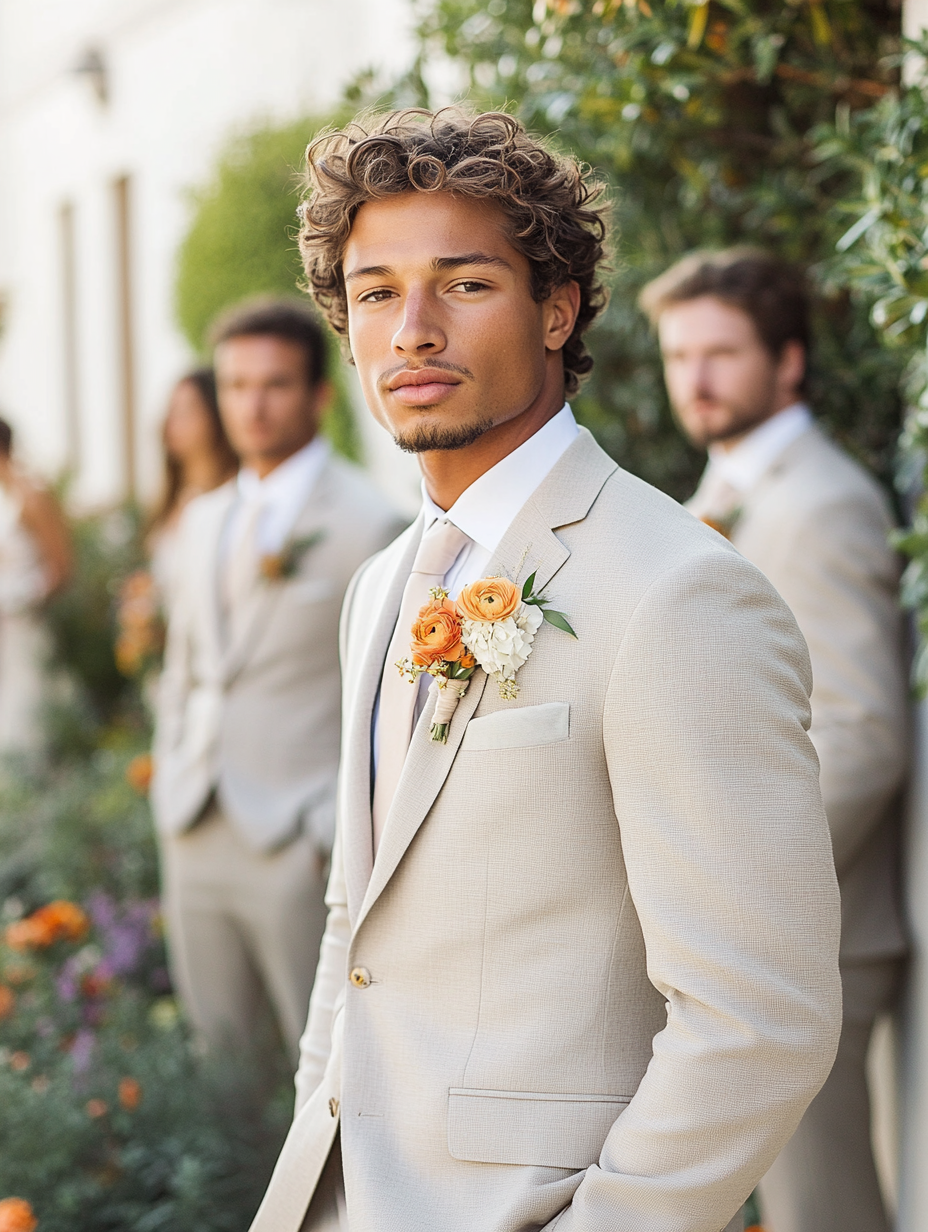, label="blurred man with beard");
[642,248,909,1232]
